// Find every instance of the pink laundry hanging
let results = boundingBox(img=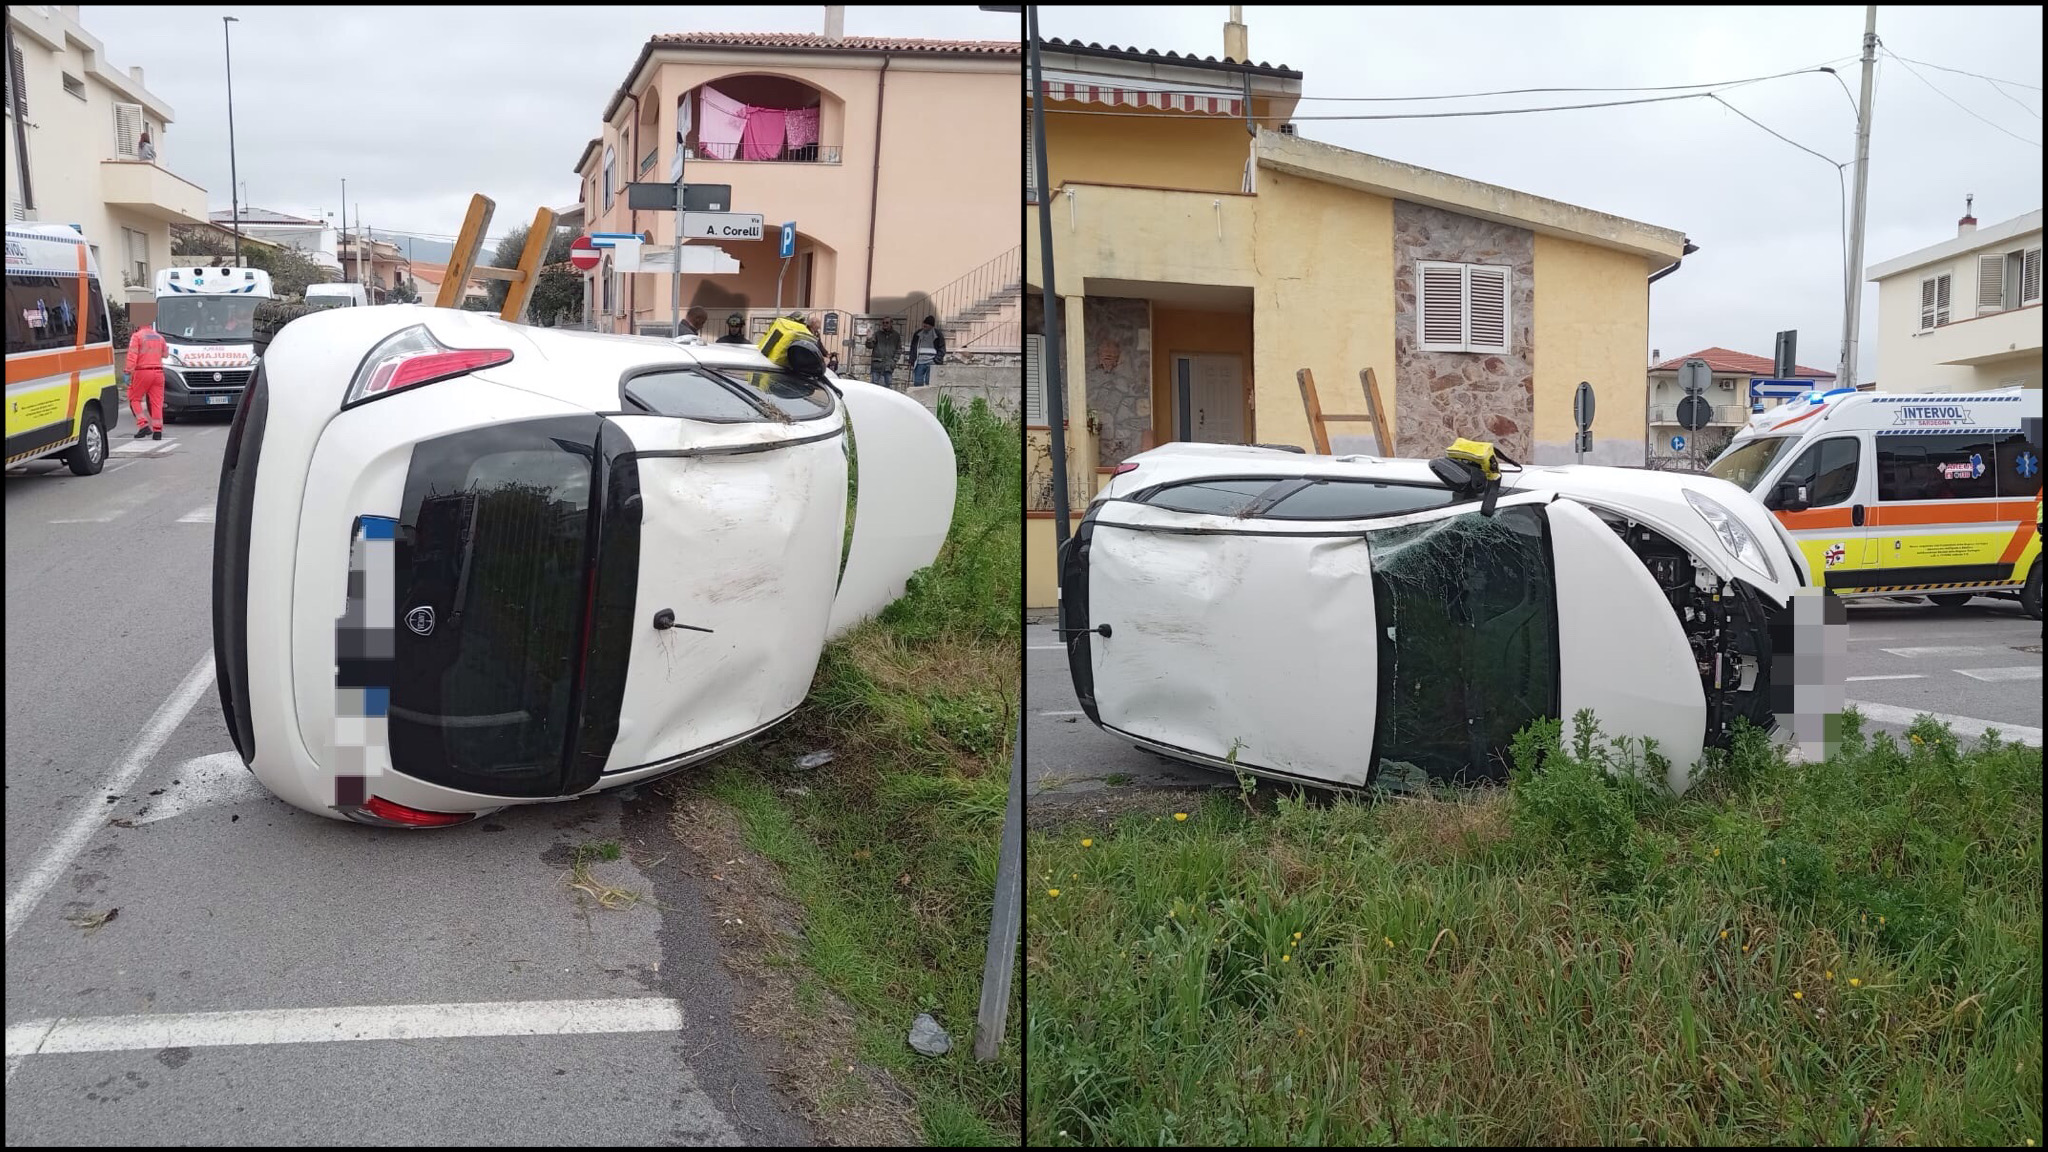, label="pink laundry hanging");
[741,106,786,161]
[697,85,747,161]
[784,106,819,149]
